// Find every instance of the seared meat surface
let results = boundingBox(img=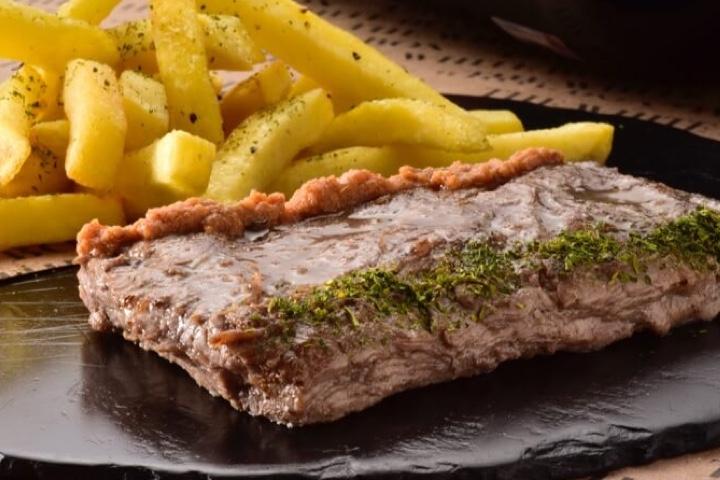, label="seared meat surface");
[78,152,720,426]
